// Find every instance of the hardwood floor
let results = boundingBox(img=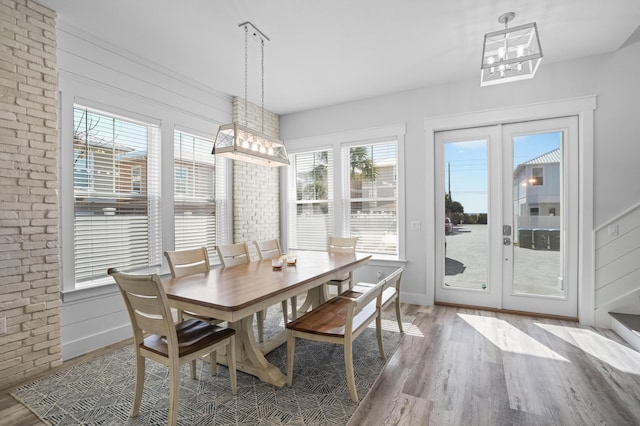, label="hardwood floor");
[2,305,640,425]
[350,305,640,425]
